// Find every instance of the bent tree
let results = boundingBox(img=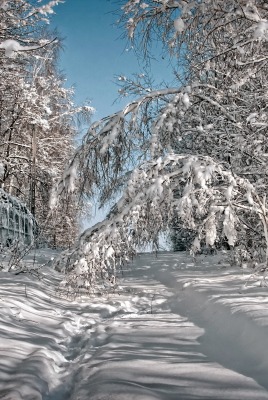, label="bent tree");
[55,0,268,290]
